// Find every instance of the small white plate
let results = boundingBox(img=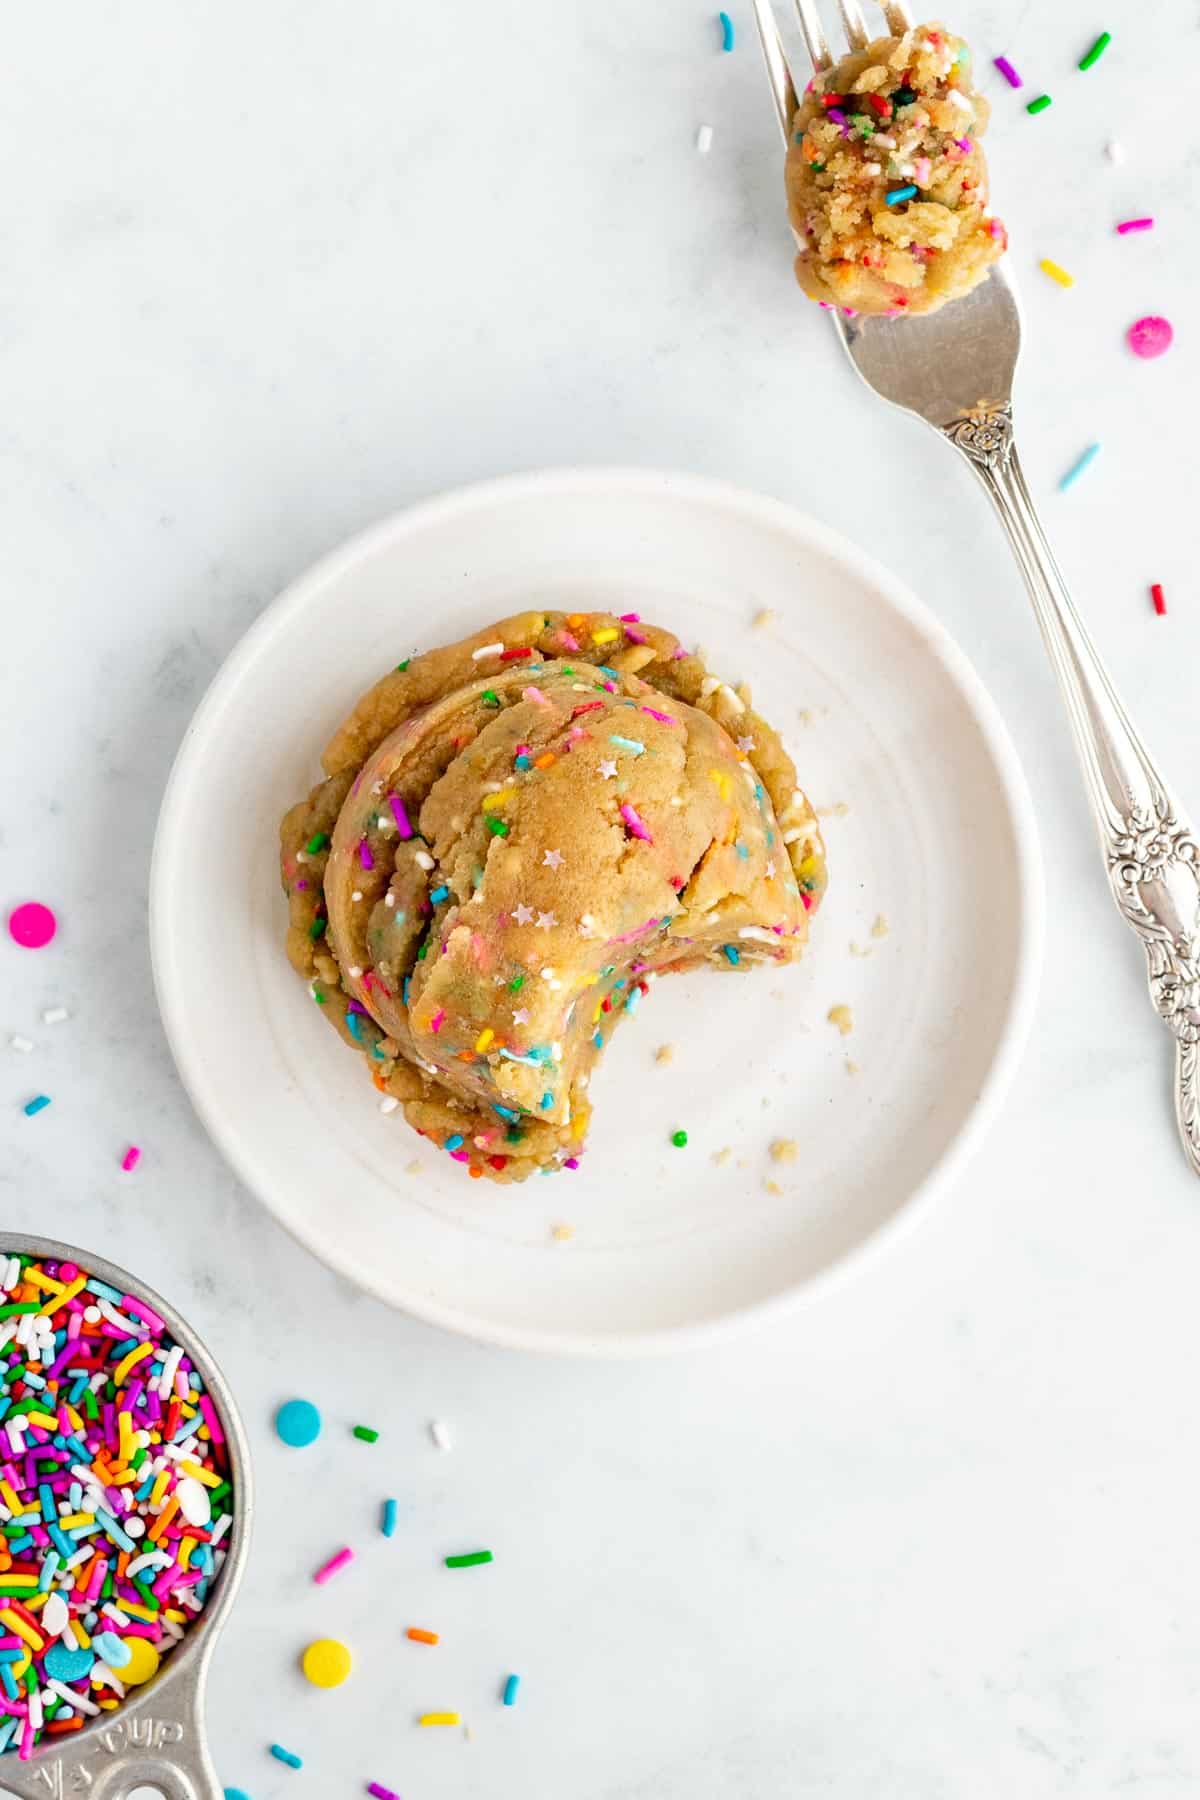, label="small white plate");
[151,469,1042,1354]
